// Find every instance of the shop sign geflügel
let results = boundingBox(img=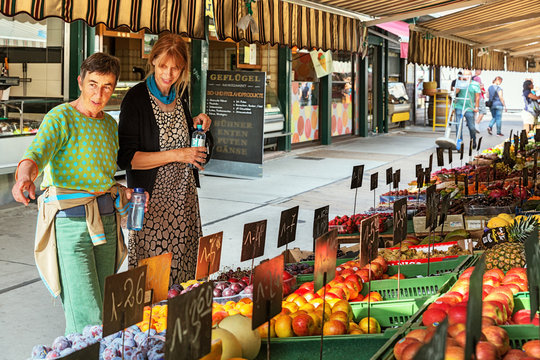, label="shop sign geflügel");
[206,70,266,165]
